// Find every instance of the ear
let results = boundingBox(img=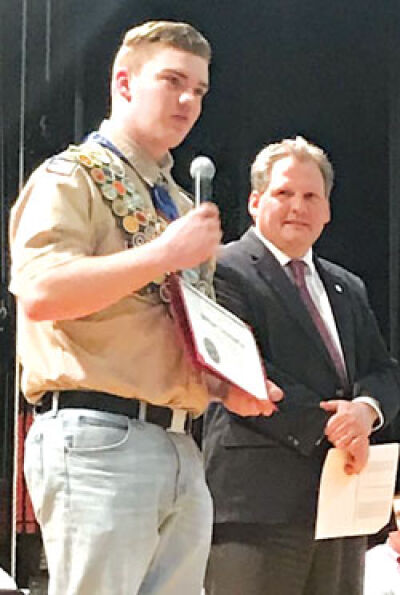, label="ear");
[248,190,261,220]
[114,67,131,101]
[323,199,331,225]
